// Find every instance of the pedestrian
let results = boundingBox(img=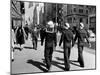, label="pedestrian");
[59,26,65,46]
[40,28,45,45]
[73,23,91,67]
[31,25,38,50]
[11,28,16,62]
[24,21,29,40]
[15,25,26,50]
[41,21,57,71]
[61,23,74,71]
